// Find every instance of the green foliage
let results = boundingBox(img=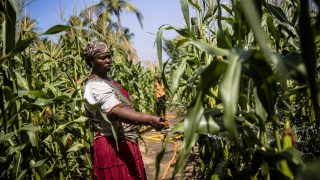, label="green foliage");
[157,0,320,179]
[1,0,320,179]
[0,1,156,179]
